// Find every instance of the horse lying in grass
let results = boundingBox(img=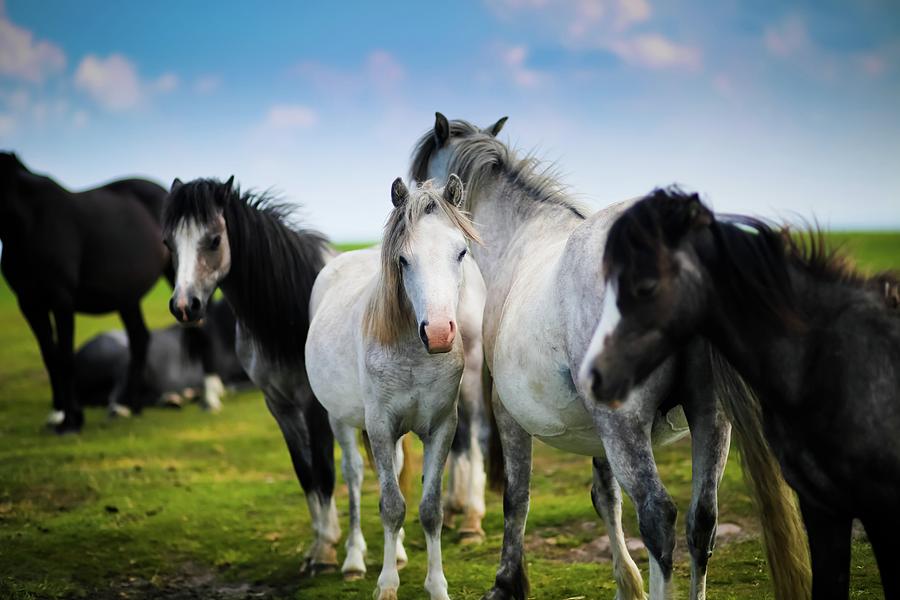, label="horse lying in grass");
[74,299,248,412]
[306,176,484,600]
[582,189,899,599]
[411,114,810,600]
